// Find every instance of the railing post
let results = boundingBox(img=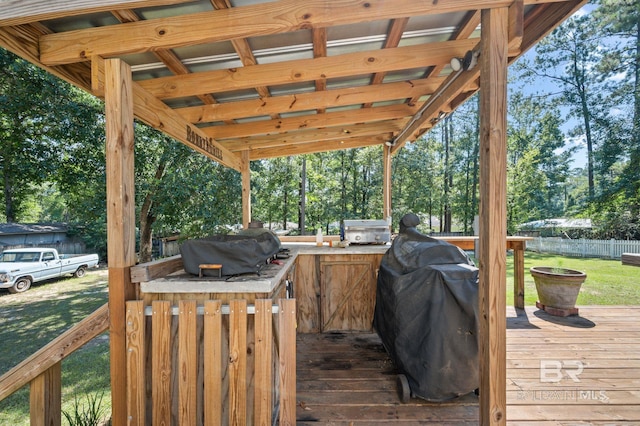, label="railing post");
[610,238,615,259]
[30,363,61,426]
[279,298,297,425]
